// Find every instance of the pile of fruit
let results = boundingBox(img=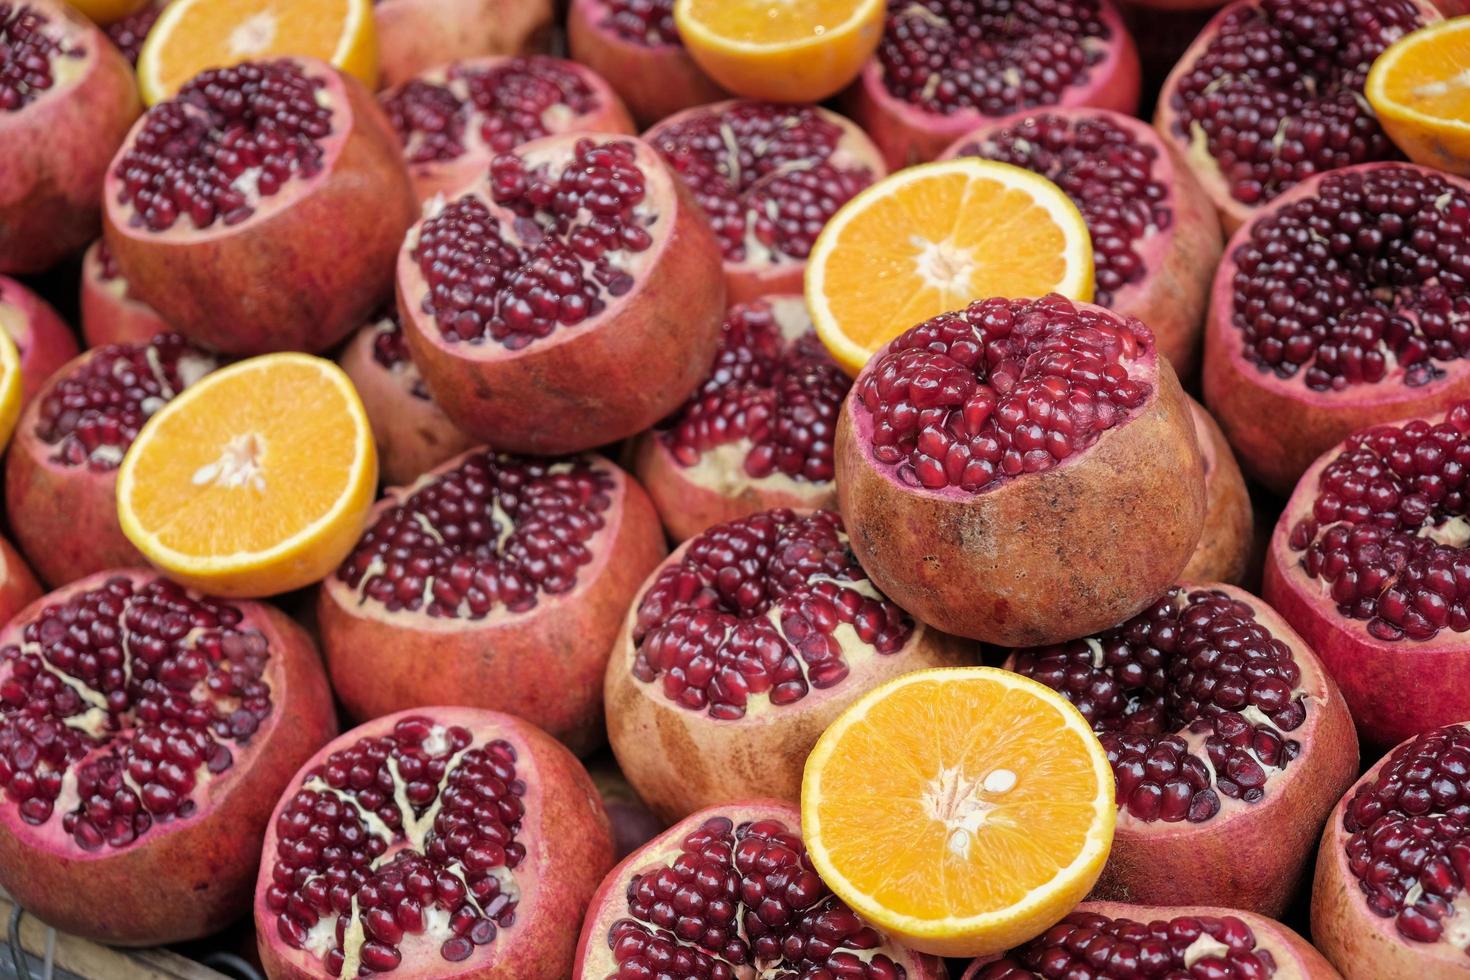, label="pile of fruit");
[1,0,1469,977]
